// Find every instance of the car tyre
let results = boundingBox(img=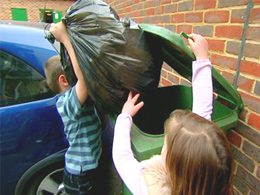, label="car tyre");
[16,161,65,195]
